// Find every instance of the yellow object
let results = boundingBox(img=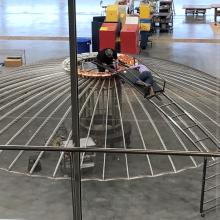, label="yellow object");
[140,23,151,31]
[120,13,126,25]
[100,27,108,31]
[140,3,151,19]
[116,37,120,43]
[118,5,127,24]
[118,5,127,14]
[106,4,119,22]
